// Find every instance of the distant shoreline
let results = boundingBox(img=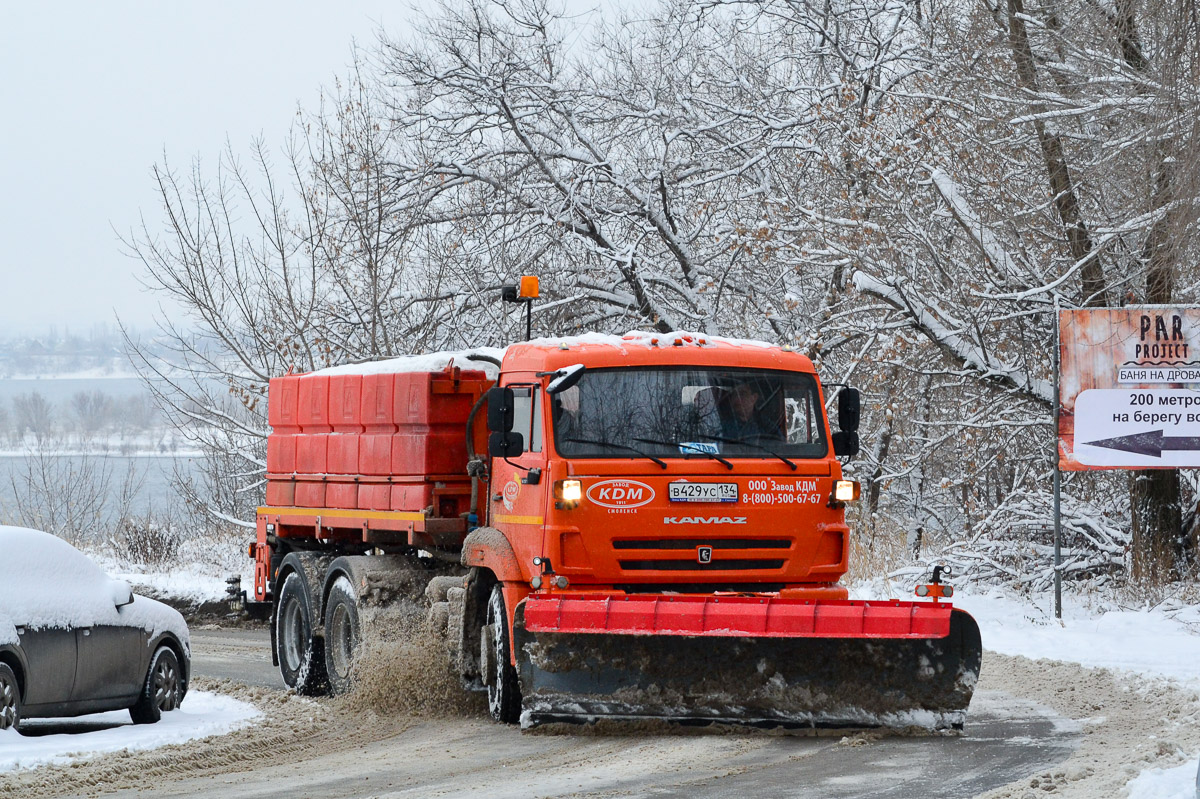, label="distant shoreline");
[0,372,141,381]
[0,450,204,459]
